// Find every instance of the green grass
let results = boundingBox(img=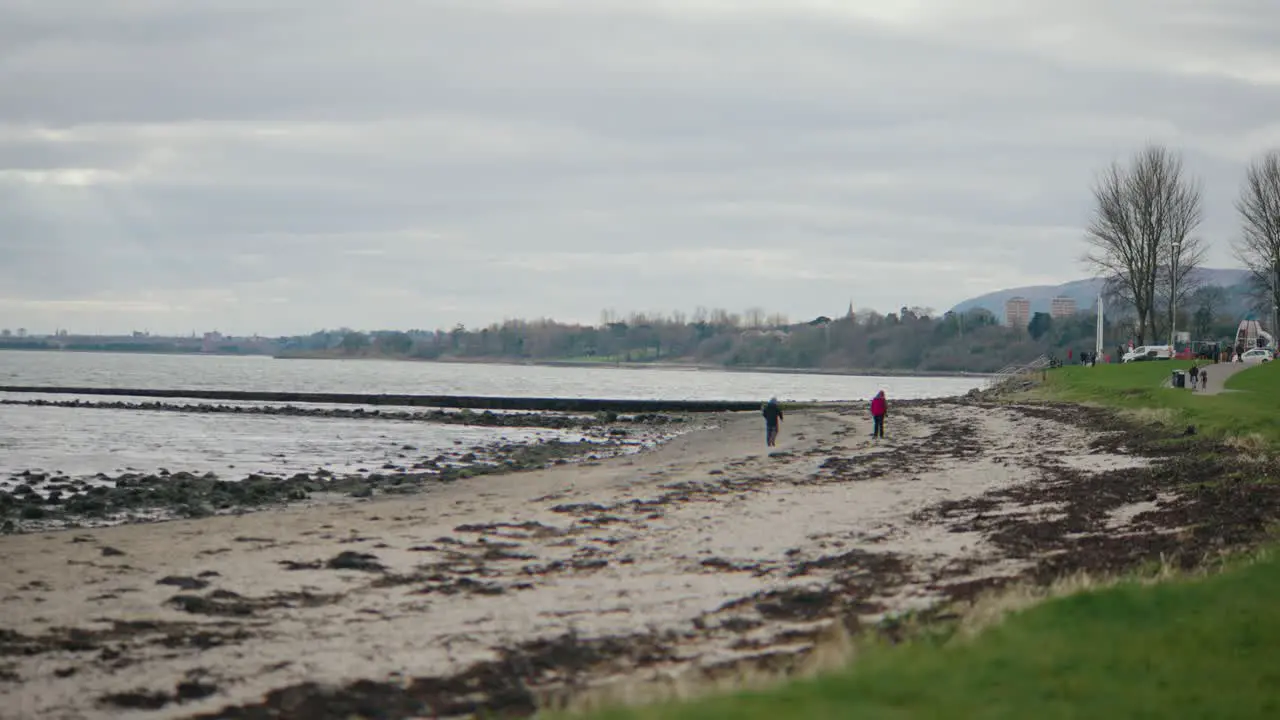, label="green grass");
[1021,360,1280,447]
[559,550,1280,720]
[1226,361,1280,392]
